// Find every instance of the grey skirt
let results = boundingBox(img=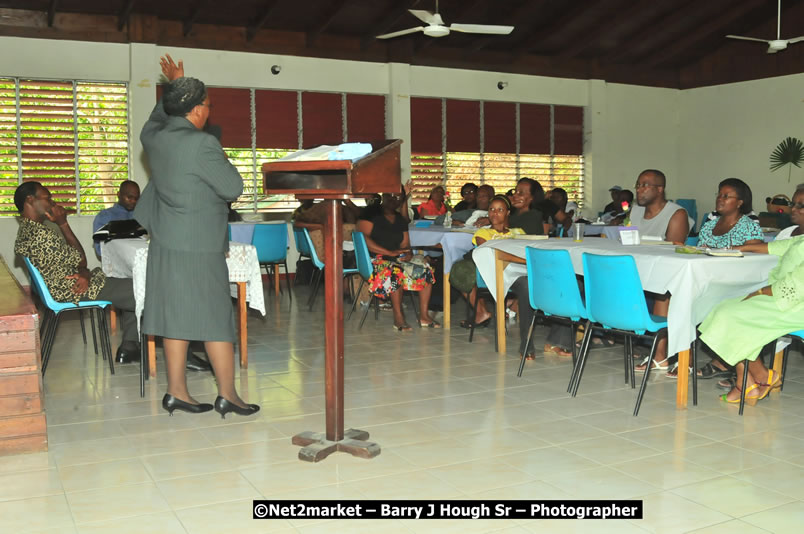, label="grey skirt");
[142,241,236,342]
